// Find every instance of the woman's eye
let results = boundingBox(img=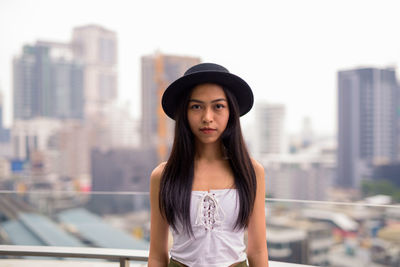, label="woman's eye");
[190,104,201,109]
[215,104,225,109]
